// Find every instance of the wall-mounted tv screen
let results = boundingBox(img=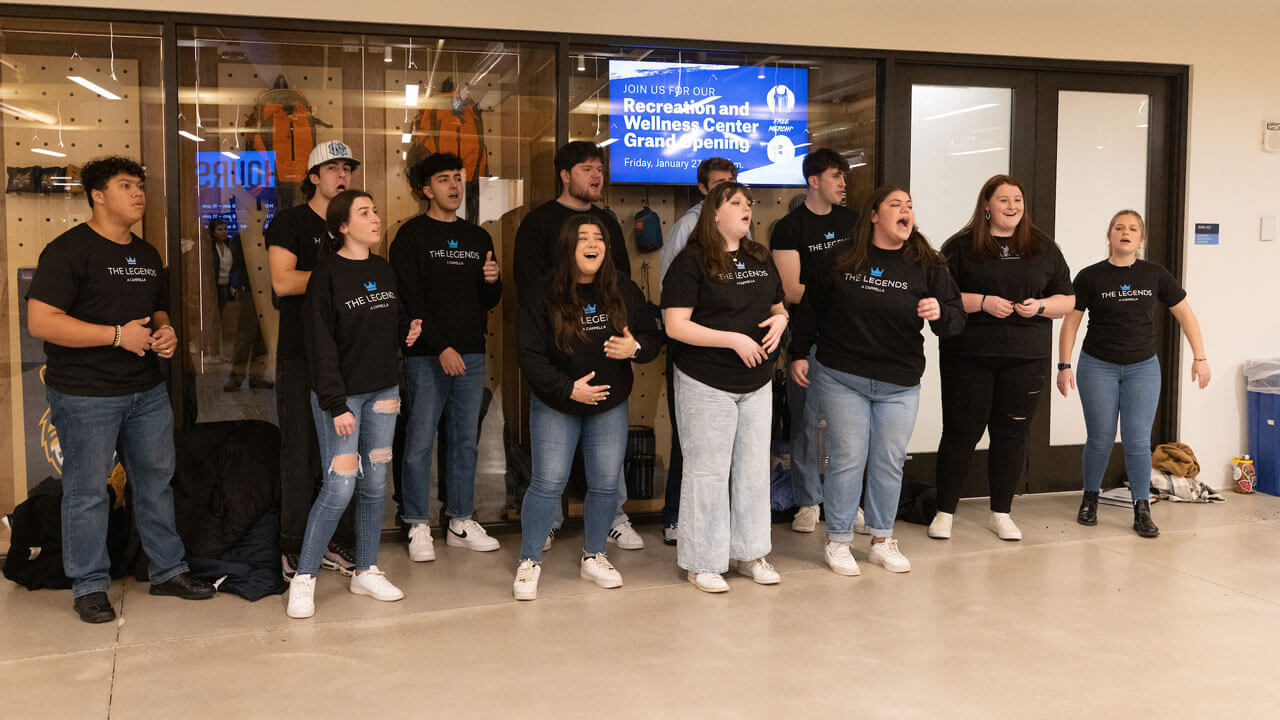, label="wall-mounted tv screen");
[607,60,808,186]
